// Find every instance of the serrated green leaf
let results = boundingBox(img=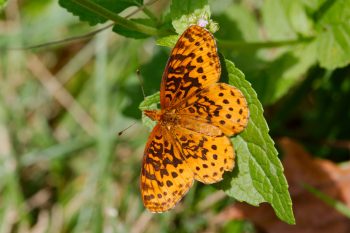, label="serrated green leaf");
[113,18,153,39]
[218,60,295,224]
[315,0,350,69]
[59,0,142,25]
